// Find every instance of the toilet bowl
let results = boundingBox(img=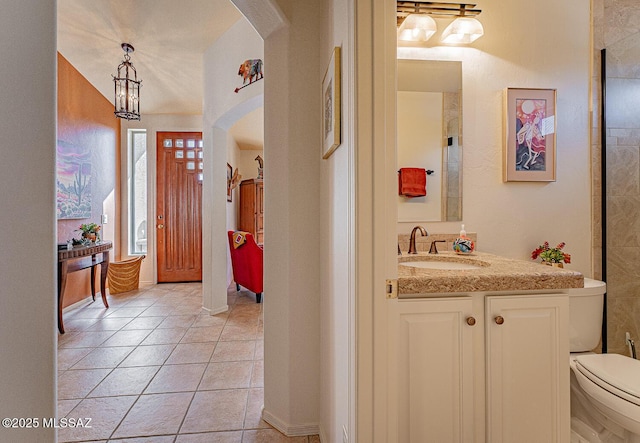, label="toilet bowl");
[569,279,640,443]
[571,354,640,438]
